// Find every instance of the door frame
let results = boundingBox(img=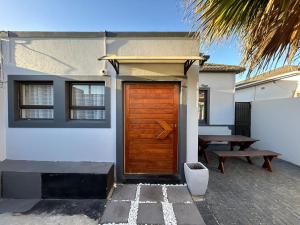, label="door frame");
[116,76,187,182]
